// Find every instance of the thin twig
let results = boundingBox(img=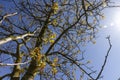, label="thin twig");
[95,36,112,80]
[0,12,17,24]
[48,51,95,80]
